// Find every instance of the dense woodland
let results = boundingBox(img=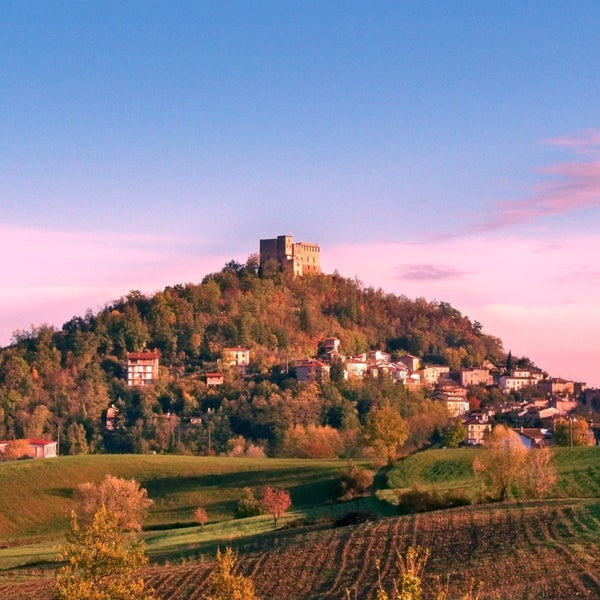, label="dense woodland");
[0,257,505,457]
